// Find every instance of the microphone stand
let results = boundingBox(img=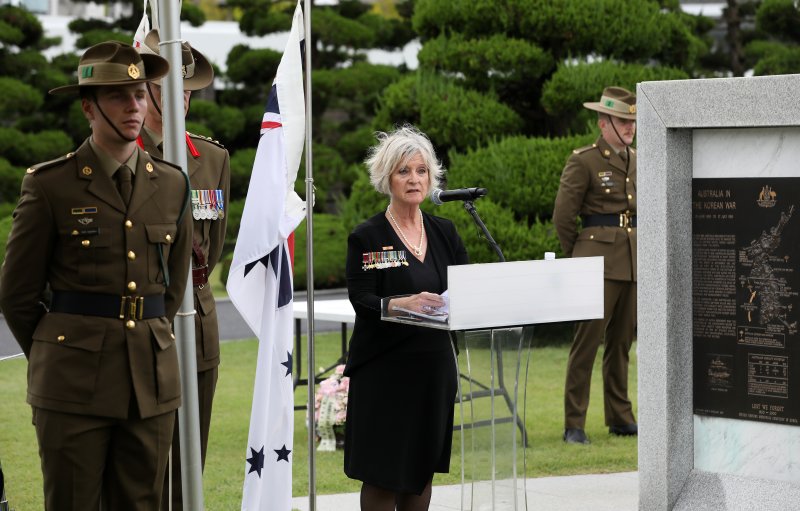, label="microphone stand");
[463,200,505,262]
